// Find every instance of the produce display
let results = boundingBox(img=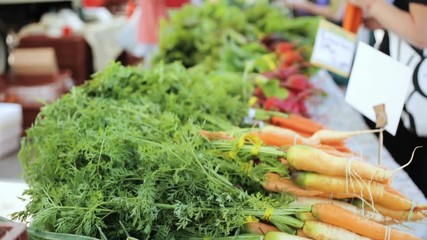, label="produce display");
[153,1,321,117]
[153,1,318,70]
[4,1,426,240]
[11,62,427,239]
